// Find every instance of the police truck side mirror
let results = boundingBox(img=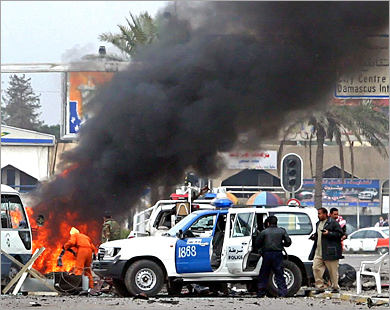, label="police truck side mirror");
[176,229,184,239]
[281,153,303,193]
